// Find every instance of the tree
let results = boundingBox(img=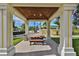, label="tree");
[73,19,77,27]
[54,16,60,25]
[13,20,18,31]
[20,23,25,31]
[42,22,47,29]
[76,4,79,14]
[13,20,15,28]
[54,16,60,35]
[73,4,79,29]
